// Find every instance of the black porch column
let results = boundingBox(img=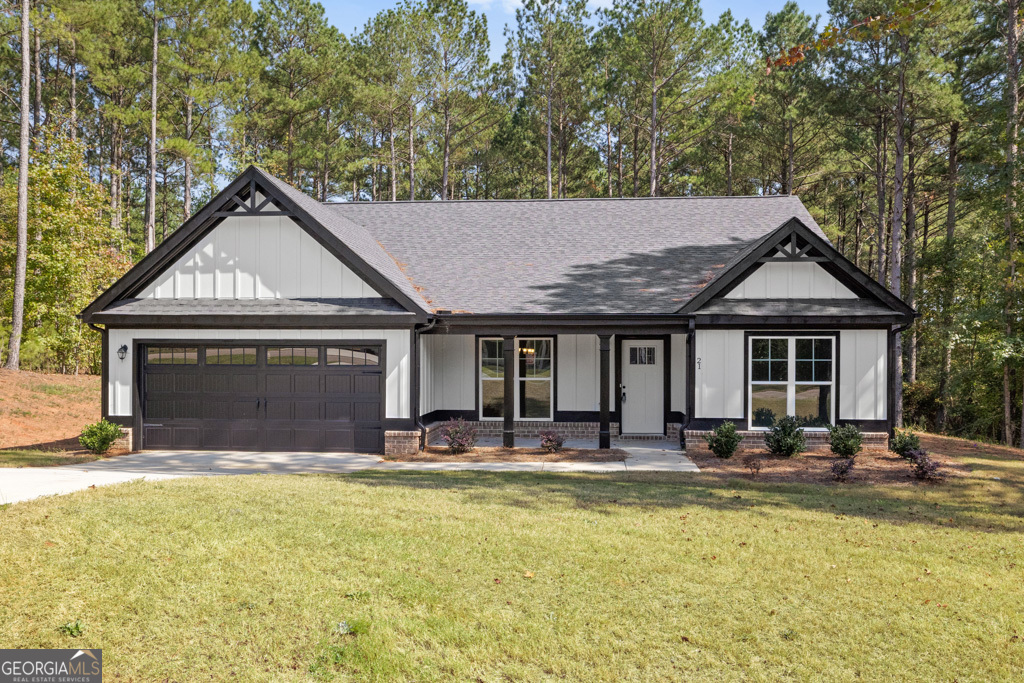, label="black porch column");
[599,334,611,449]
[503,335,515,448]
